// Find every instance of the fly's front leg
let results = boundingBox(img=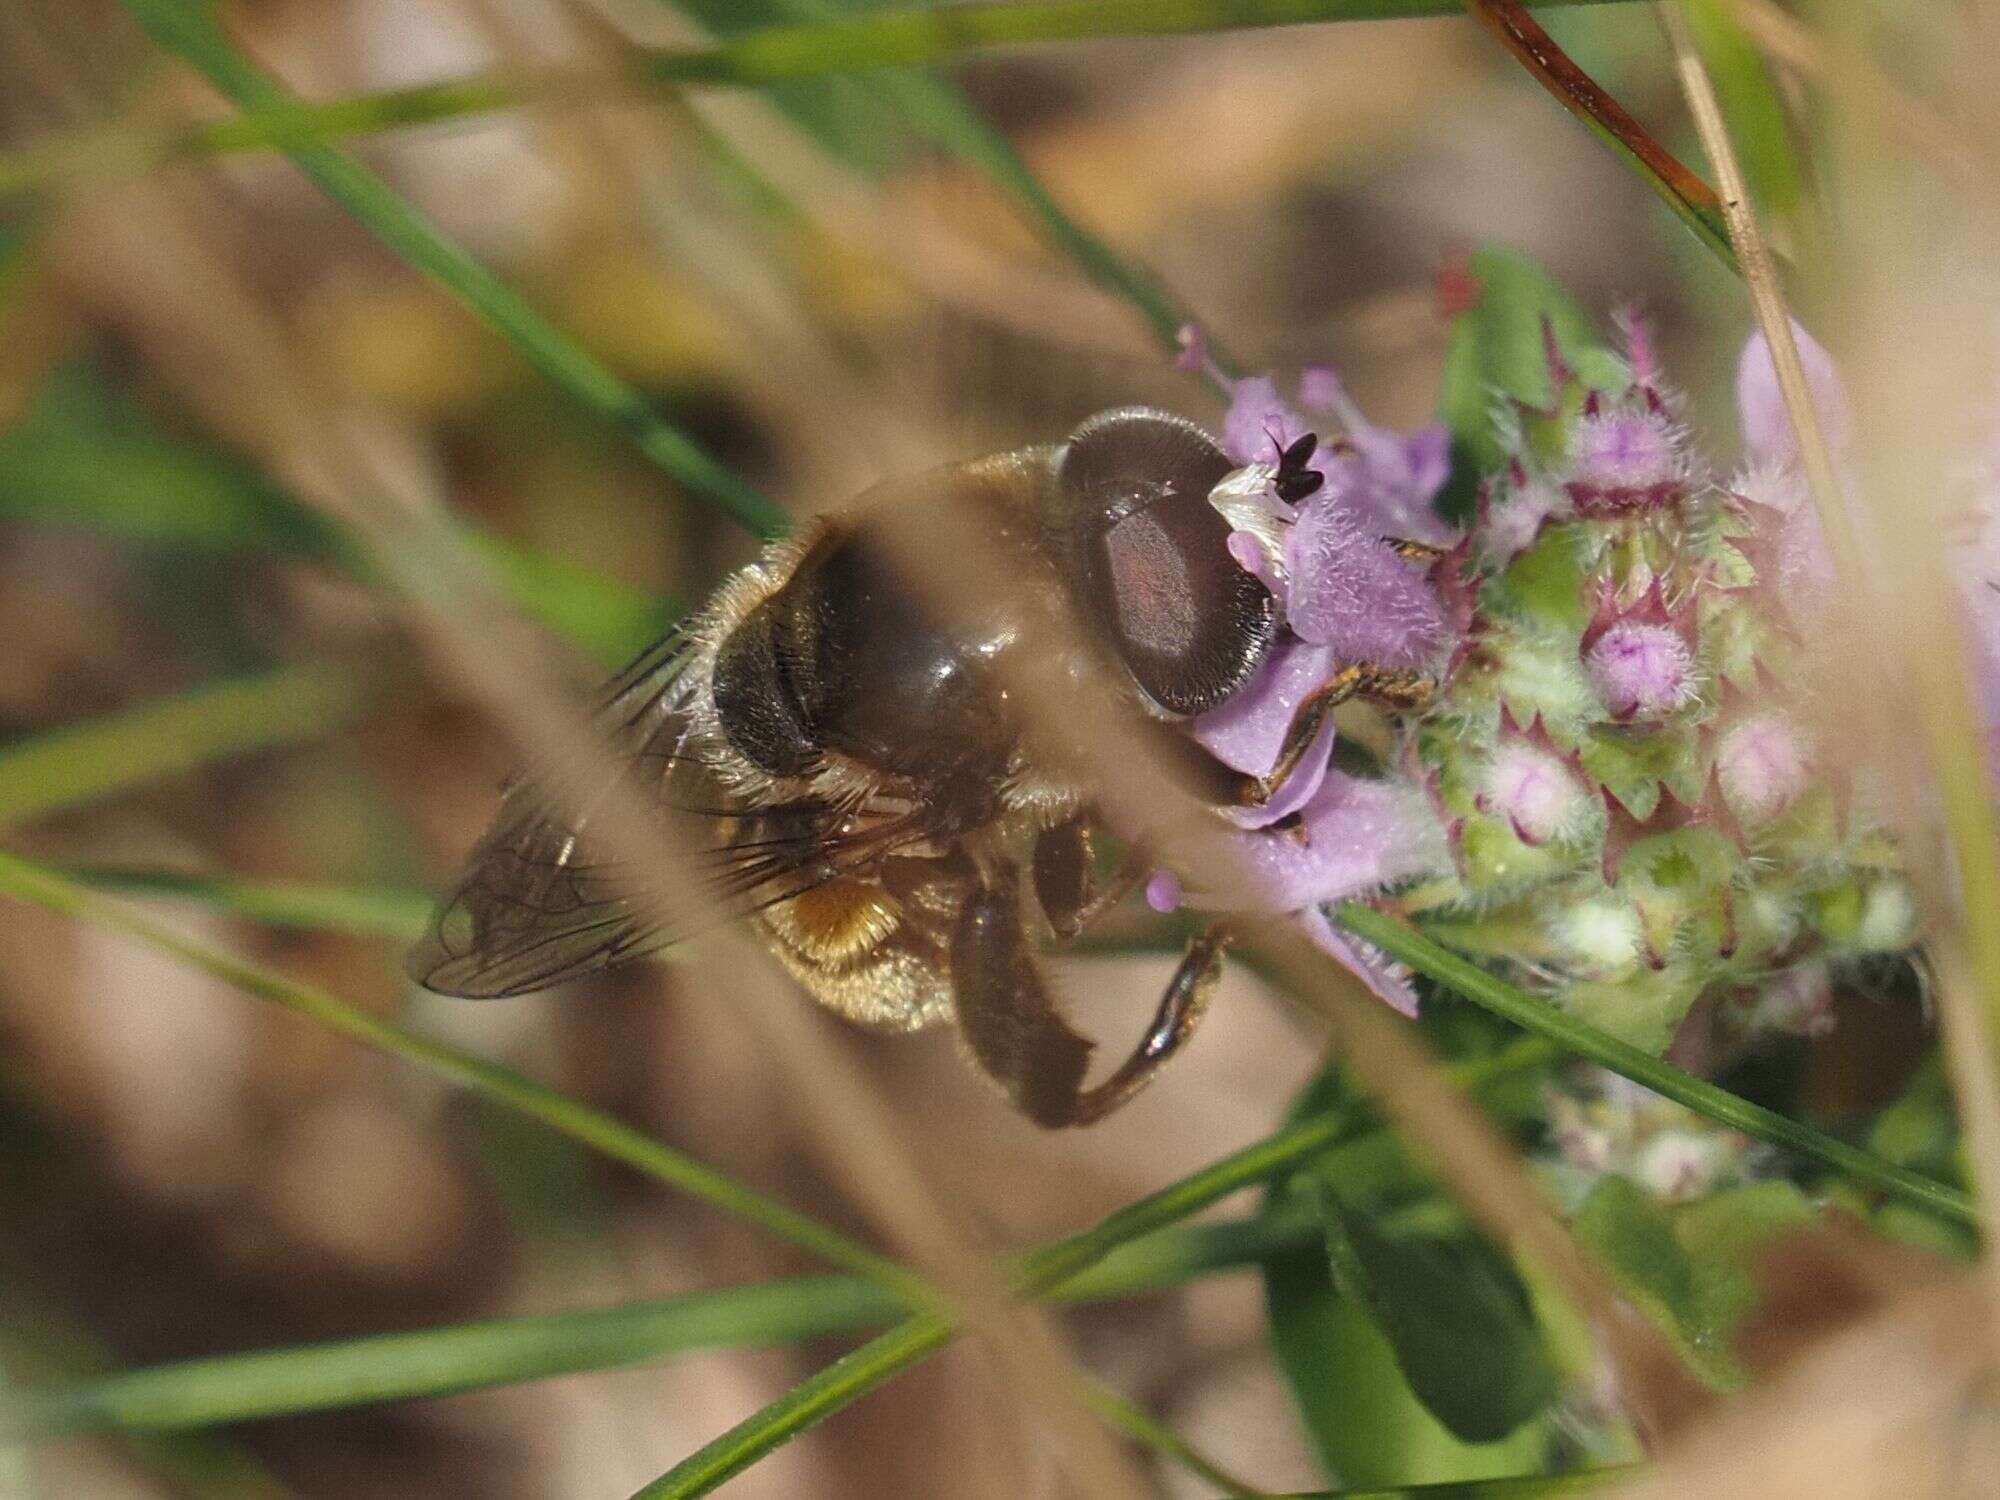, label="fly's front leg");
[1387,538,1448,564]
[1247,664,1437,806]
[953,868,1229,1128]
[1248,665,1364,805]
